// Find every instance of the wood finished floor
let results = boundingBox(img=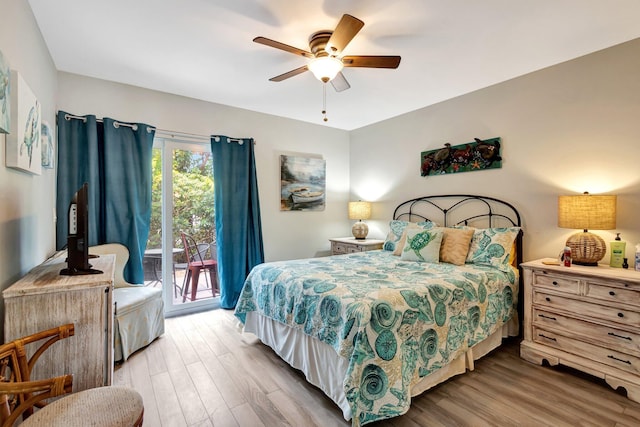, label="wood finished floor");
[114,309,640,427]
